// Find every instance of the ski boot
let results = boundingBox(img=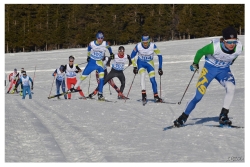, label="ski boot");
[57,96,61,100]
[10,89,15,94]
[173,112,189,127]
[142,90,147,105]
[98,93,105,101]
[117,92,129,99]
[68,87,76,93]
[219,108,232,126]
[7,90,10,94]
[154,93,163,103]
[88,90,98,99]
[79,96,87,100]
[19,91,23,96]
